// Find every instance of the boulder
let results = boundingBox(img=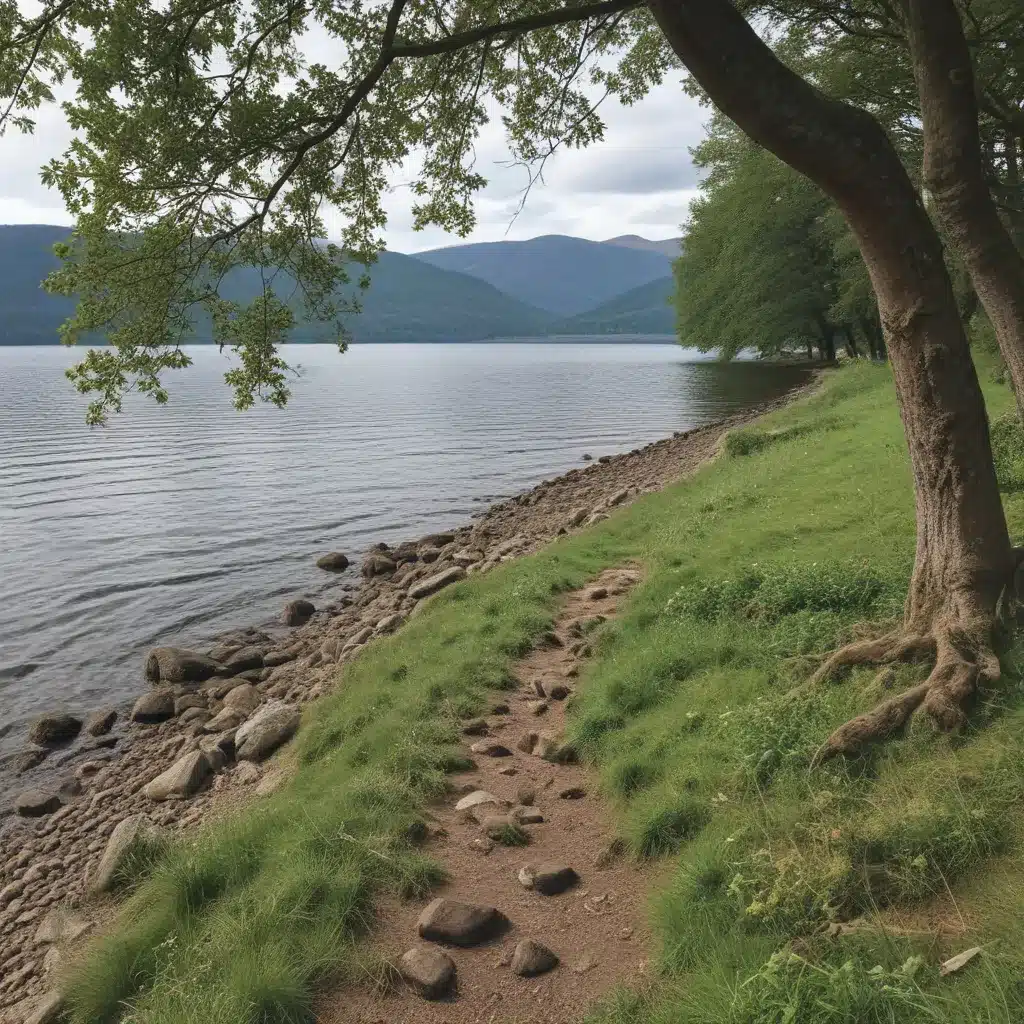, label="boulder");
[568,508,589,528]
[454,790,504,813]
[419,546,442,564]
[145,646,220,685]
[83,708,117,737]
[419,531,456,548]
[34,907,94,945]
[362,554,397,578]
[461,718,489,736]
[13,749,48,773]
[131,687,175,724]
[531,863,579,896]
[223,682,260,713]
[235,703,301,762]
[549,684,571,701]
[417,897,508,947]
[408,567,467,601]
[375,613,405,635]
[263,649,297,668]
[23,991,65,1024]
[14,788,61,818]
[282,599,315,627]
[143,750,212,801]
[220,646,264,675]
[511,939,559,977]
[88,814,158,893]
[316,552,350,572]
[28,713,82,747]
[174,693,207,715]
[179,707,211,727]
[399,946,456,1000]
[201,707,247,733]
